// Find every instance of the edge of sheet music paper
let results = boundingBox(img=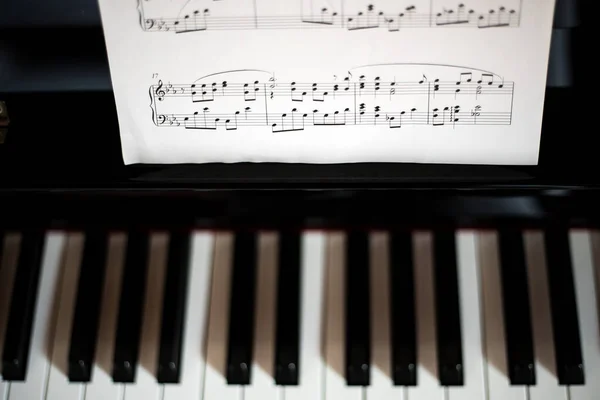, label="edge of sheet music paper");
[97,0,556,165]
